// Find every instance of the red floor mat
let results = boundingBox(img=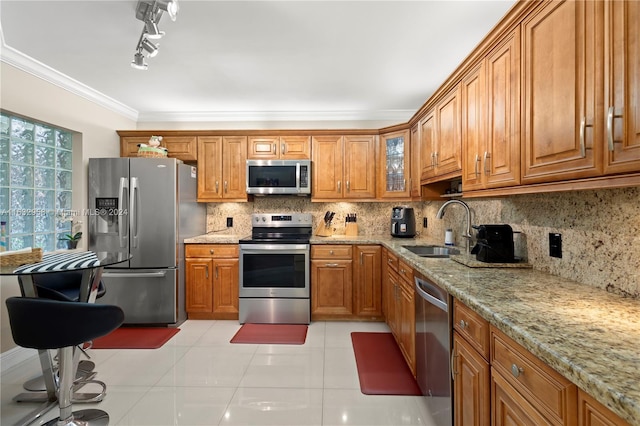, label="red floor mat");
[91,327,180,349]
[351,332,422,395]
[230,323,308,344]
